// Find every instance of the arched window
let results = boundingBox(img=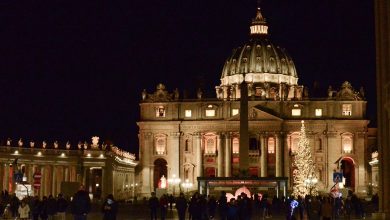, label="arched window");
[206,138,216,154]
[268,137,275,154]
[155,135,166,155]
[232,137,239,154]
[342,134,353,153]
[290,133,300,153]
